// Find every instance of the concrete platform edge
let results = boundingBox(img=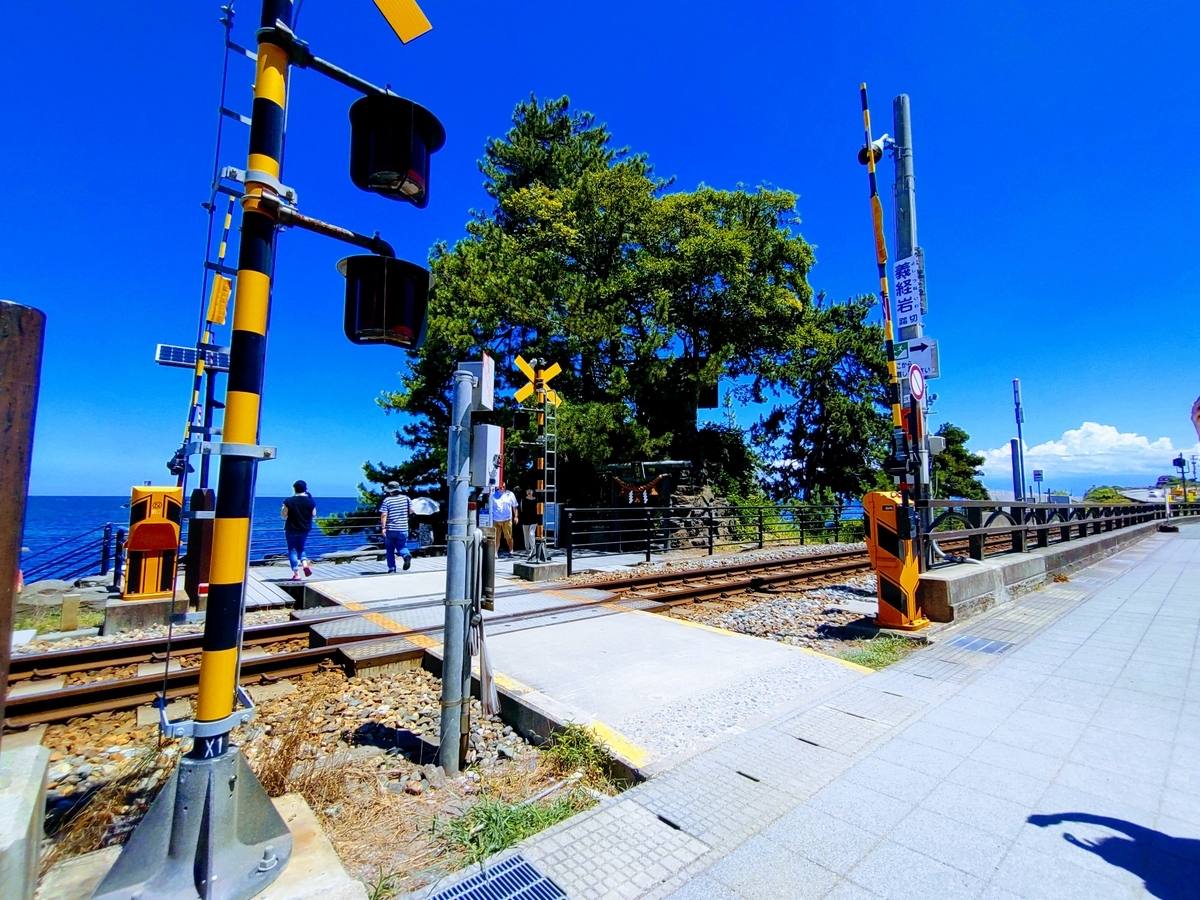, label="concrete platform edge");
[1,743,50,900]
